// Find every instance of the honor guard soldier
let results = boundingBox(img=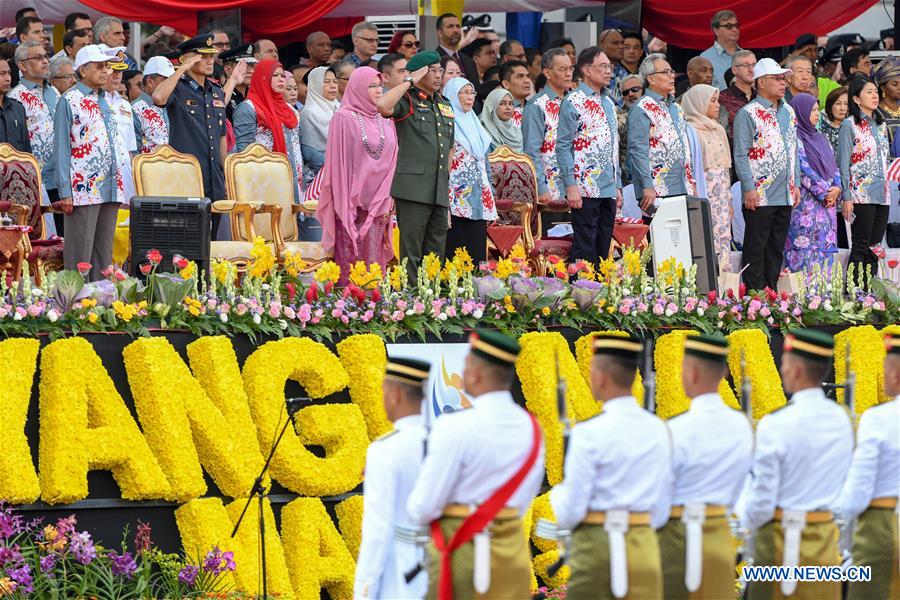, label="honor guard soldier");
[376,50,454,282]
[217,43,257,122]
[737,329,853,600]
[354,356,430,600]
[656,334,753,599]
[835,333,900,599]
[407,329,544,600]
[151,33,228,235]
[550,333,671,600]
